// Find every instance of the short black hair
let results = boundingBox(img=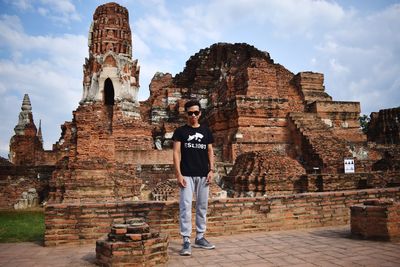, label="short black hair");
[184,99,201,111]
